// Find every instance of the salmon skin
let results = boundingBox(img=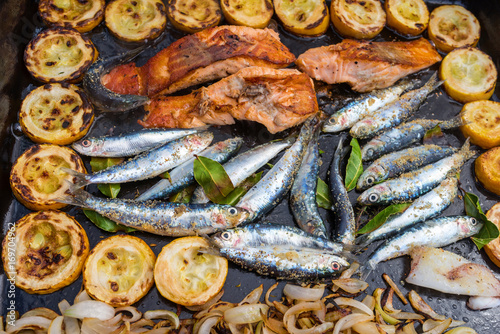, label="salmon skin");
[102,25,296,97]
[296,38,441,92]
[139,67,319,134]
